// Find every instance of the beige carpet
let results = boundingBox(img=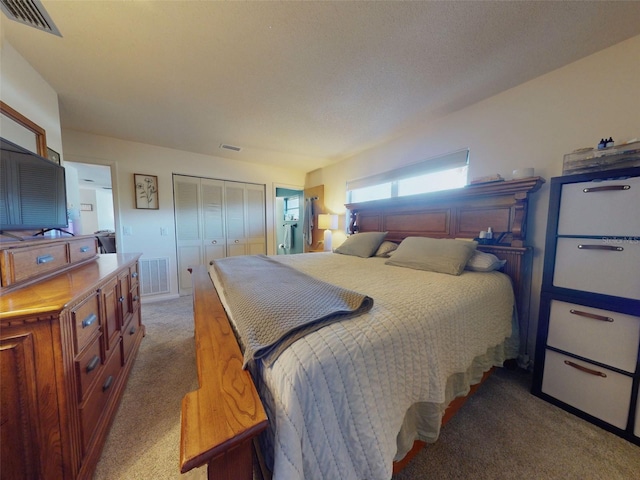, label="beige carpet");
[95,295,639,480]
